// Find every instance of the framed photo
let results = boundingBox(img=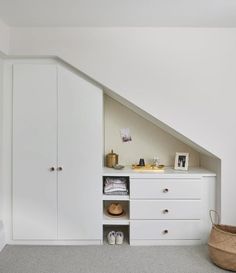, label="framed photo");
[174,152,189,170]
